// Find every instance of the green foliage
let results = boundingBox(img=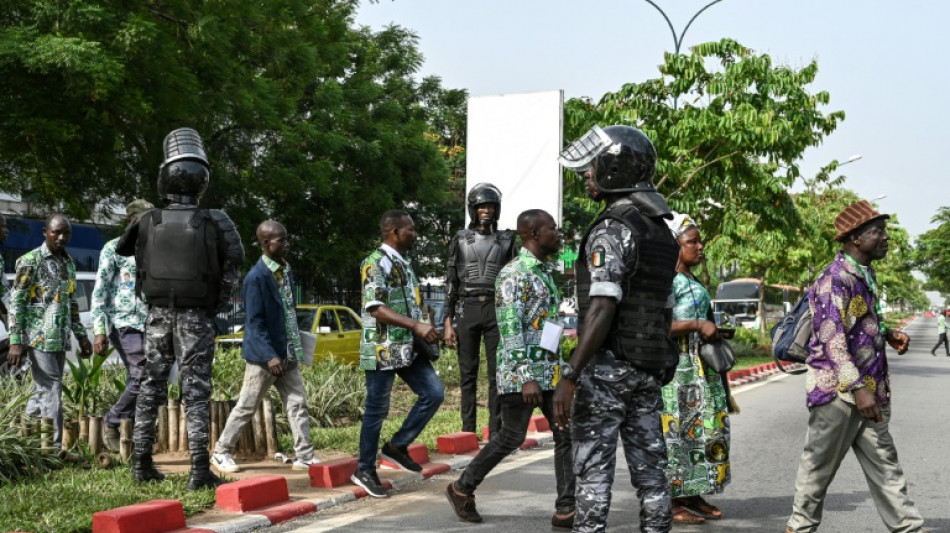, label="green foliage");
[0,0,457,297]
[301,356,366,427]
[0,465,215,533]
[0,381,63,486]
[210,346,246,401]
[62,353,109,419]
[915,207,950,300]
[560,336,578,360]
[564,39,844,247]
